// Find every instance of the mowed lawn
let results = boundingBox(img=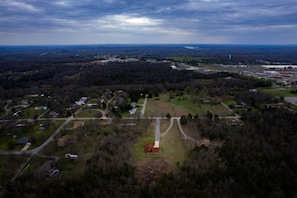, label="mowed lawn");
[76,109,102,118]
[145,93,232,117]
[145,100,187,117]
[159,123,188,164]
